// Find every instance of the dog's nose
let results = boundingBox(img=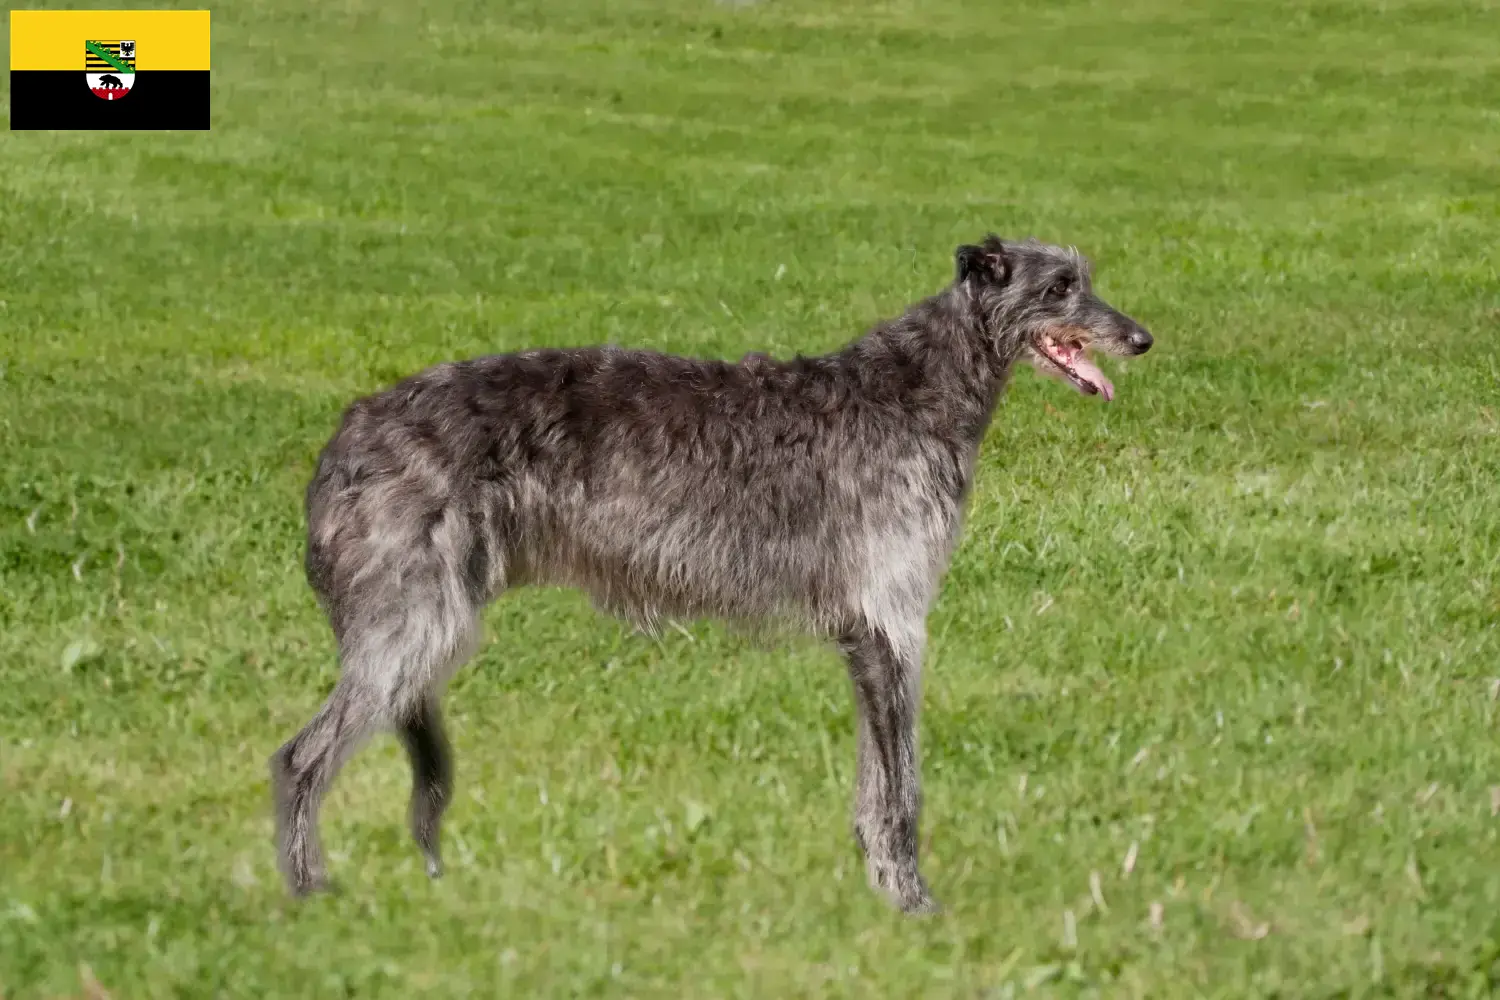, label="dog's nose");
[1127,327,1153,354]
